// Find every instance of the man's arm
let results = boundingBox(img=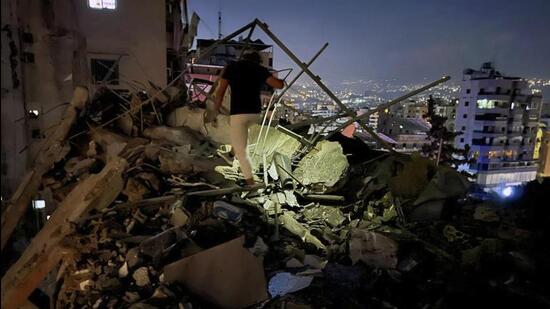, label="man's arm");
[266,76,284,89]
[214,78,229,111]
